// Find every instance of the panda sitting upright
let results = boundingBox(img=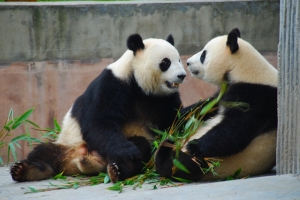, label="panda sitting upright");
[155,28,277,181]
[10,34,186,183]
